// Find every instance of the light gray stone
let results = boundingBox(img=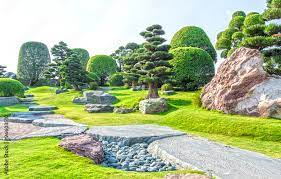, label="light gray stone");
[32,117,86,127]
[147,135,281,179]
[83,90,117,104]
[29,106,57,111]
[72,97,87,104]
[7,117,36,123]
[0,96,19,106]
[11,111,54,117]
[162,90,175,95]
[86,124,185,145]
[113,107,134,114]
[139,98,168,114]
[85,104,114,113]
